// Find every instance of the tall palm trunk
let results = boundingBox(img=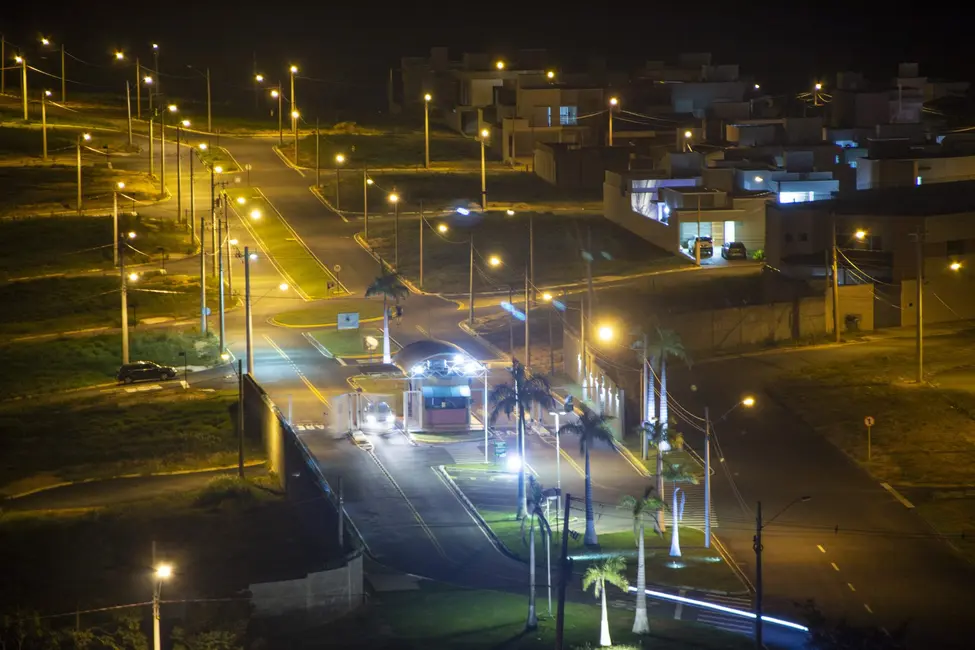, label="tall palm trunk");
[659,356,668,430]
[632,520,649,634]
[647,356,655,423]
[584,441,598,546]
[656,453,667,532]
[599,580,612,647]
[526,514,538,630]
[670,487,682,557]
[516,381,527,520]
[381,294,391,364]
